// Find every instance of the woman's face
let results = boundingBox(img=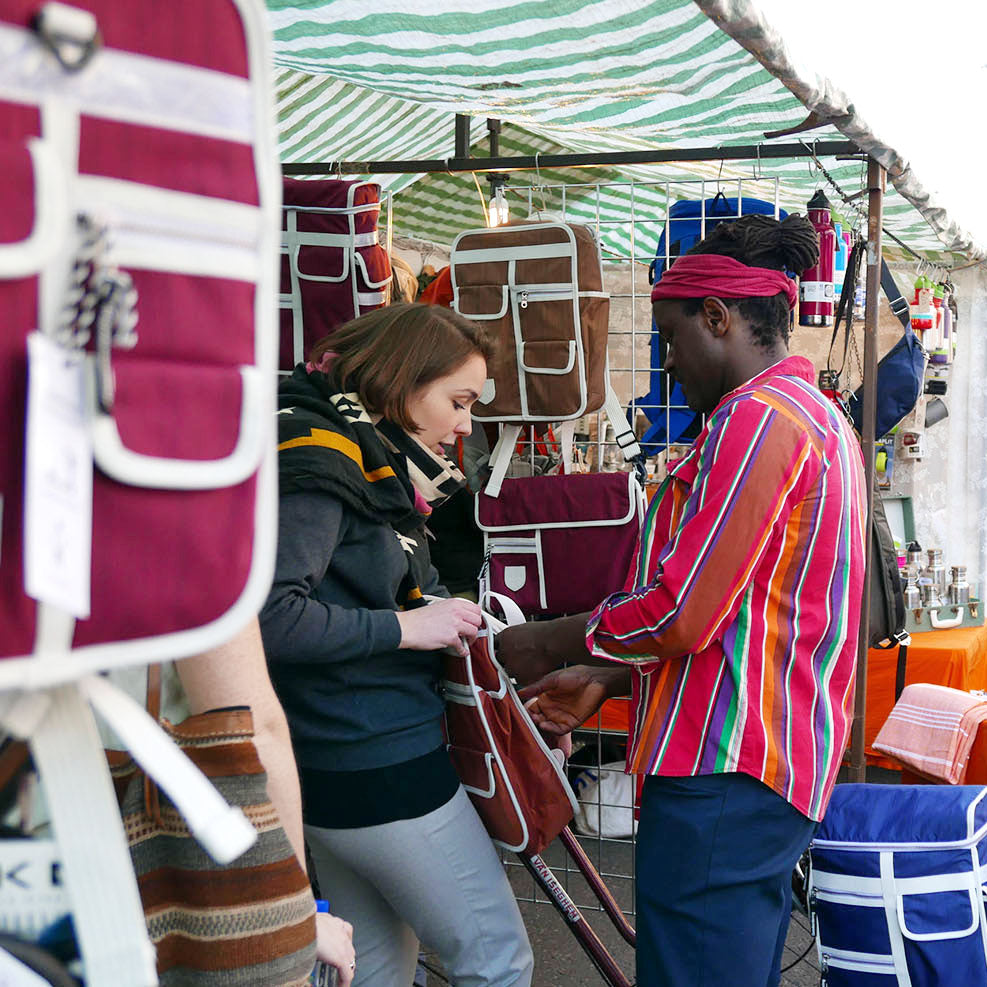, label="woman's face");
[407,353,487,454]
